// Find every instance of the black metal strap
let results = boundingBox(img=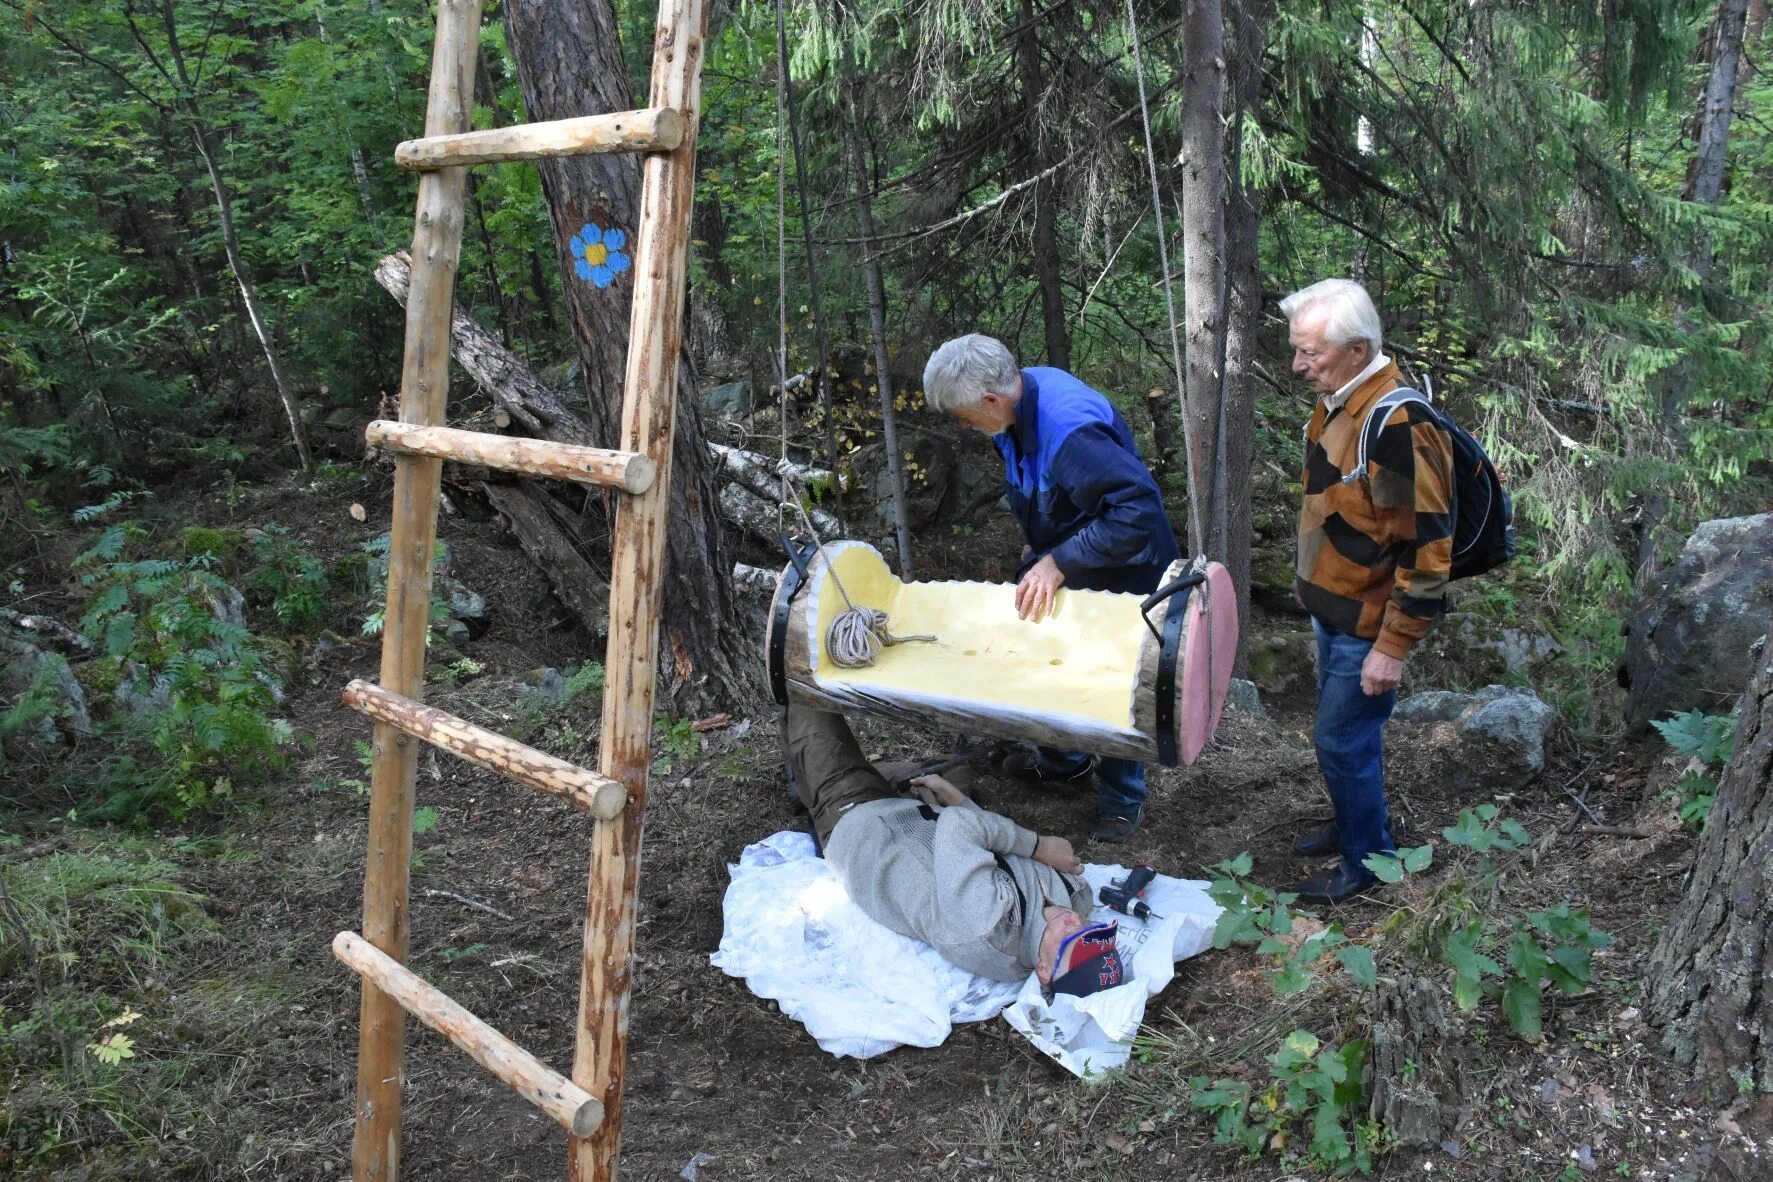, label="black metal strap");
[768,535,821,706]
[1153,577,1194,767]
